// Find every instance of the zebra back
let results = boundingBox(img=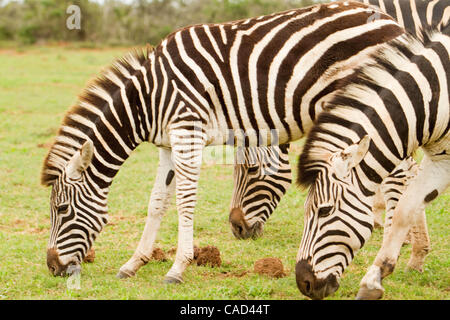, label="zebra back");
[360,0,449,35]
